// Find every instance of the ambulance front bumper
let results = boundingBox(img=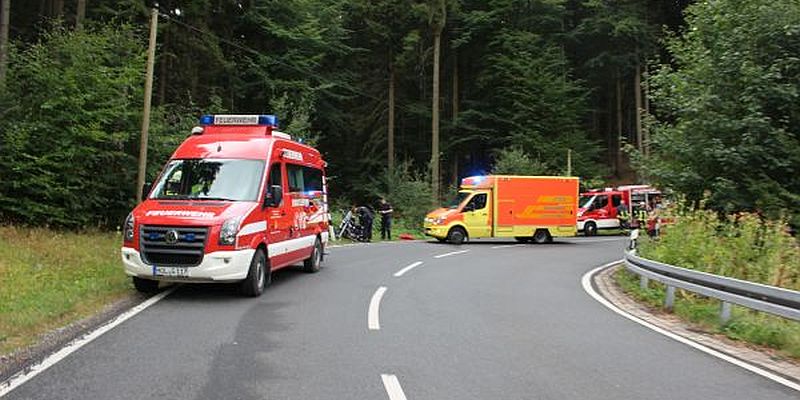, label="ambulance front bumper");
[121,247,255,283]
[424,224,448,239]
